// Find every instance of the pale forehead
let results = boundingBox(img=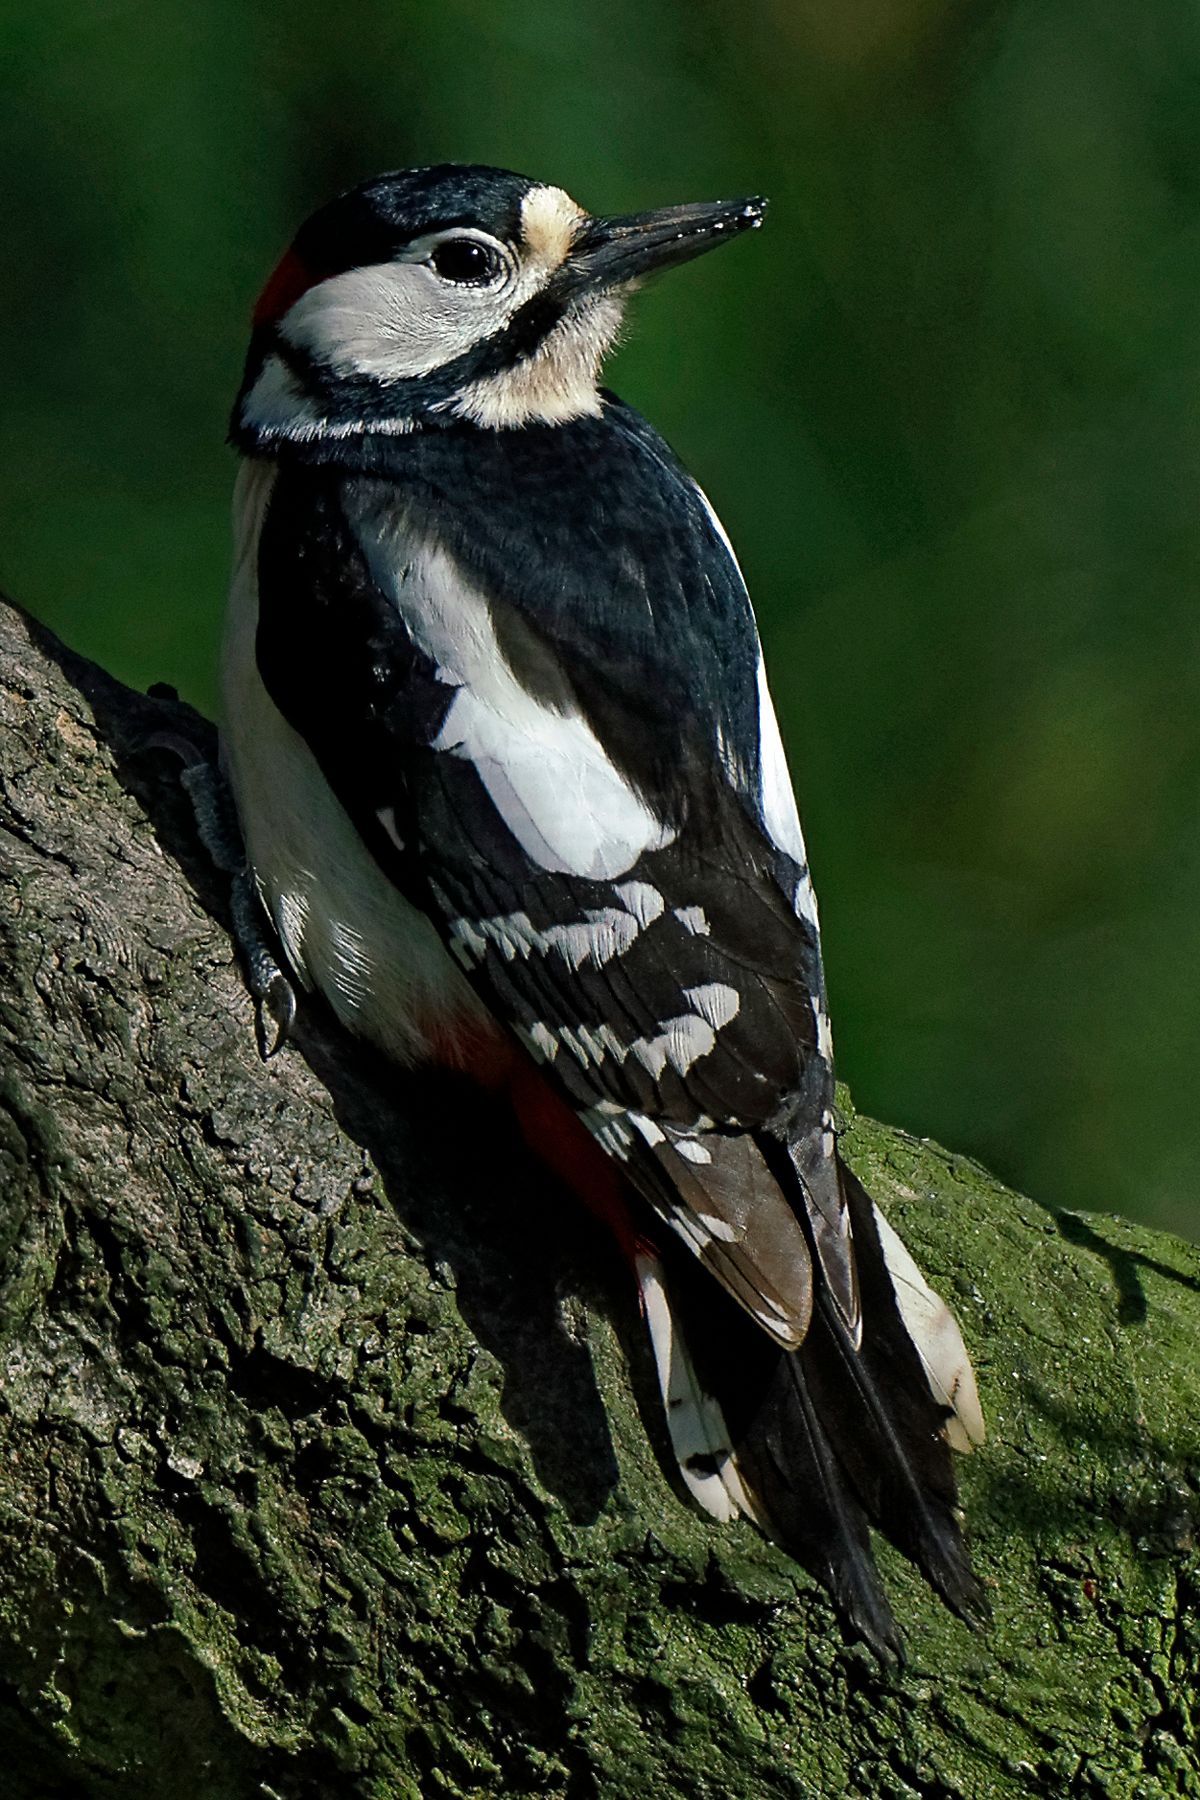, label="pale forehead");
[519,184,586,267]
